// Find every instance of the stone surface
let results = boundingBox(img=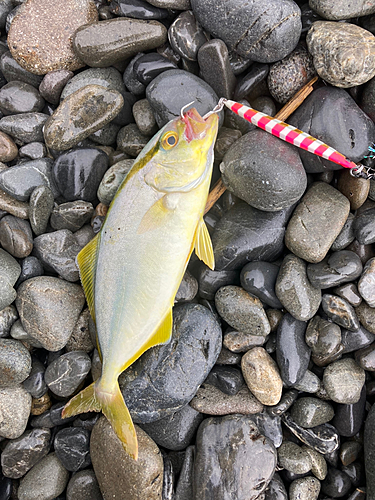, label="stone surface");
[198,39,236,99]
[220,129,306,212]
[109,0,168,19]
[310,0,375,19]
[322,294,360,331]
[0,50,44,88]
[0,81,44,115]
[50,201,93,232]
[307,21,375,87]
[0,215,33,258]
[132,99,157,136]
[16,276,85,351]
[45,351,91,397]
[0,338,31,387]
[285,182,350,263]
[39,69,74,105]
[358,257,375,306]
[194,414,277,500]
[331,213,355,251]
[97,158,133,205]
[117,123,149,156]
[91,417,163,500]
[22,359,47,398]
[175,270,198,302]
[66,469,102,500]
[54,427,91,472]
[323,358,365,404]
[73,17,167,68]
[65,308,95,353]
[0,248,20,310]
[337,168,370,210]
[0,304,17,338]
[29,185,54,236]
[0,111,48,143]
[342,324,375,353]
[0,131,17,161]
[365,401,375,499]
[0,384,31,438]
[278,441,312,474]
[120,303,222,423]
[289,477,320,500]
[321,467,352,498]
[240,261,281,309]
[290,397,334,428]
[169,10,208,61]
[8,0,98,75]
[307,250,363,289]
[305,315,343,366]
[205,365,244,395]
[355,343,375,371]
[334,282,362,307]
[233,62,269,101]
[0,188,28,219]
